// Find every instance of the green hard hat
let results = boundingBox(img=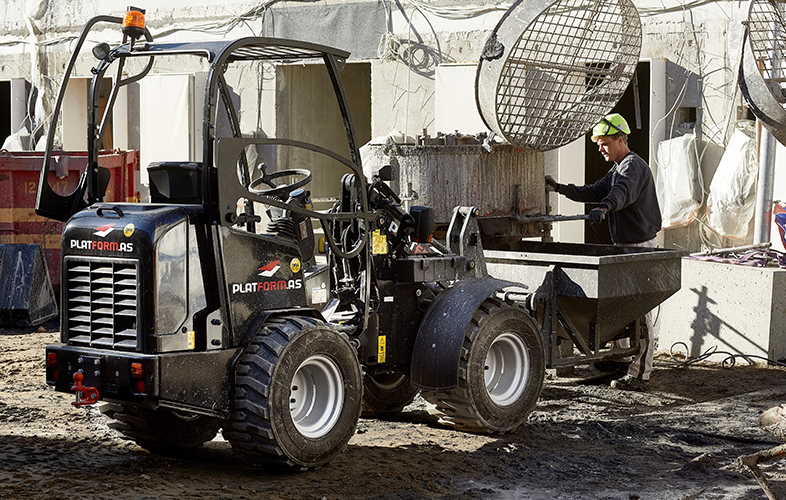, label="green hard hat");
[591,113,631,141]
